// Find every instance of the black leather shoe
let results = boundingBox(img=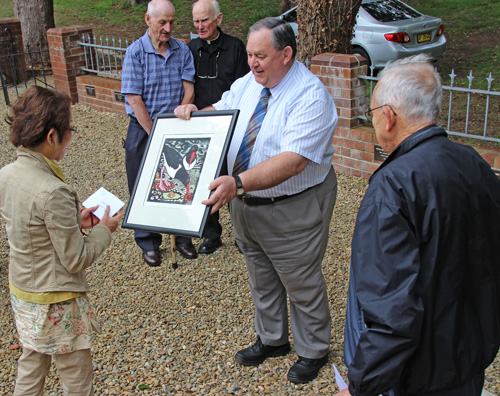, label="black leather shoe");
[287,355,329,383]
[176,242,198,259]
[235,337,291,366]
[198,238,222,254]
[142,249,161,267]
